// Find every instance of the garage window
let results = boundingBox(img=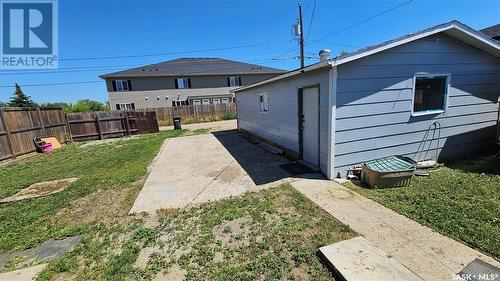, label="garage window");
[412,74,450,116]
[259,93,268,112]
